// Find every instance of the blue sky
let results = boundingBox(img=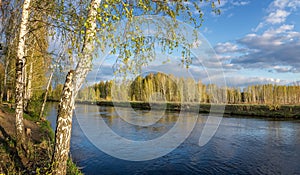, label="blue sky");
[199,0,300,86]
[88,0,300,88]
